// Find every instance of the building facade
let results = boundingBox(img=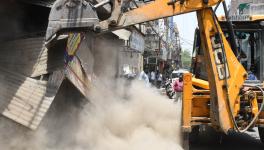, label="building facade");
[230,0,264,15]
[143,17,182,77]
